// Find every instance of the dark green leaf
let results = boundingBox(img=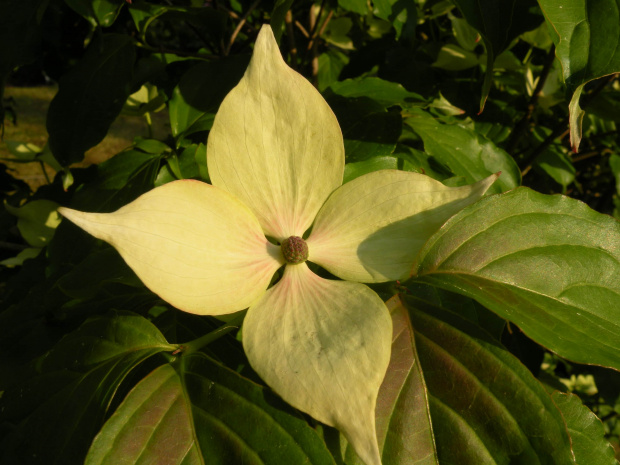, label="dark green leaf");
[405,109,521,193]
[0,0,46,124]
[451,0,543,110]
[169,56,249,137]
[405,296,575,464]
[47,34,135,166]
[552,392,618,465]
[71,148,163,211]
[329,77,425,107]
[64,0,125,27]
[329,96,402,162]
[318,50,349,91]
[0,312,175,465]
[338,0,368,16]
[378,297,438,465]
[539,0,620,150]
[56,248,141,300]
[413,187,620,371]
[85,354,336,465]
[270,0,294,42]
